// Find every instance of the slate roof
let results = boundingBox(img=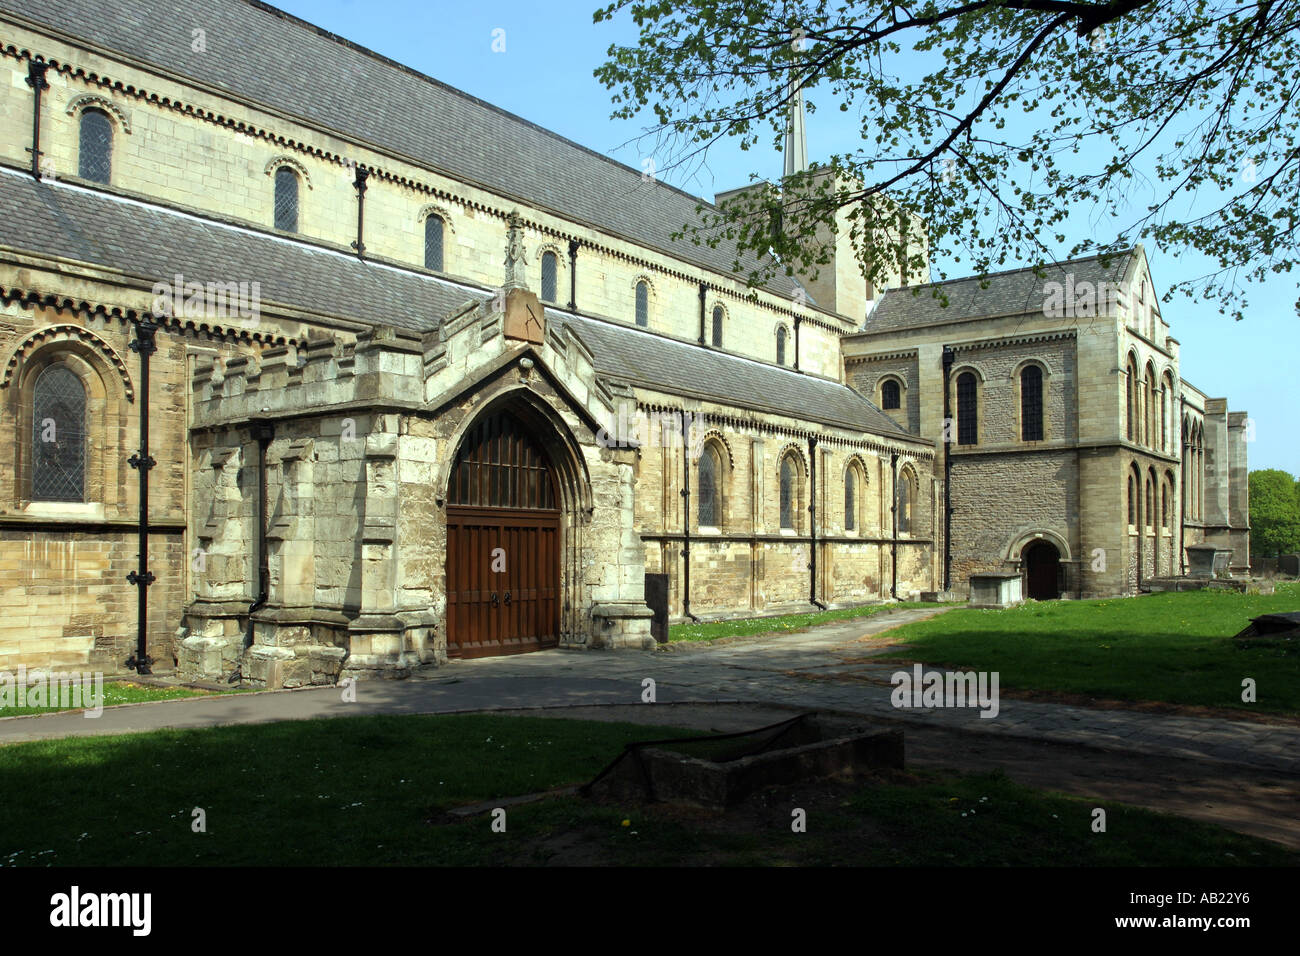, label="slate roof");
[0,0,802,302]
[865,250,1135,333]
[0,170,482,330]
[555,311,913,436]
[1,171,913,438]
